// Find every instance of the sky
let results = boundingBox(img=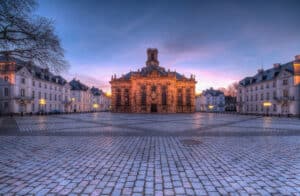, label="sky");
[36,0,300,93]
